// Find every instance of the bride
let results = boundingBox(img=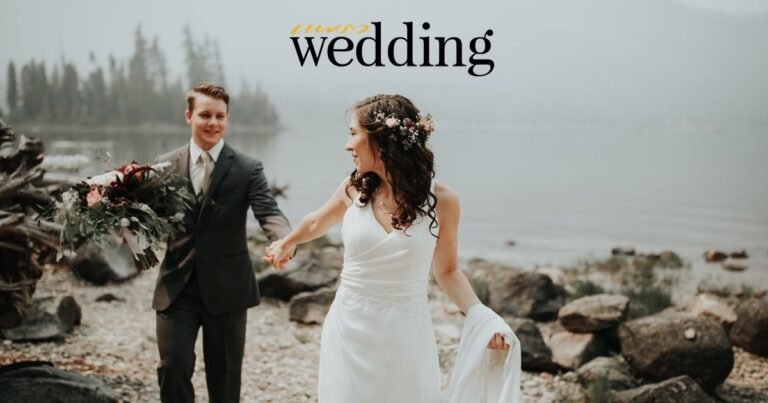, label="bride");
[264,94,519,402]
